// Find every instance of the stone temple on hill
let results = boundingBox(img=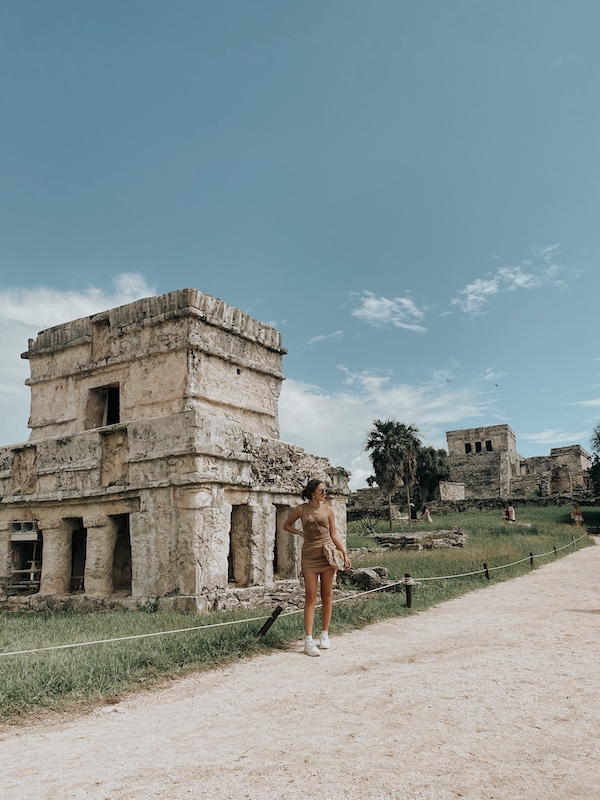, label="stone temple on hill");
[446,424,590,500]
[0,288,349,611]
